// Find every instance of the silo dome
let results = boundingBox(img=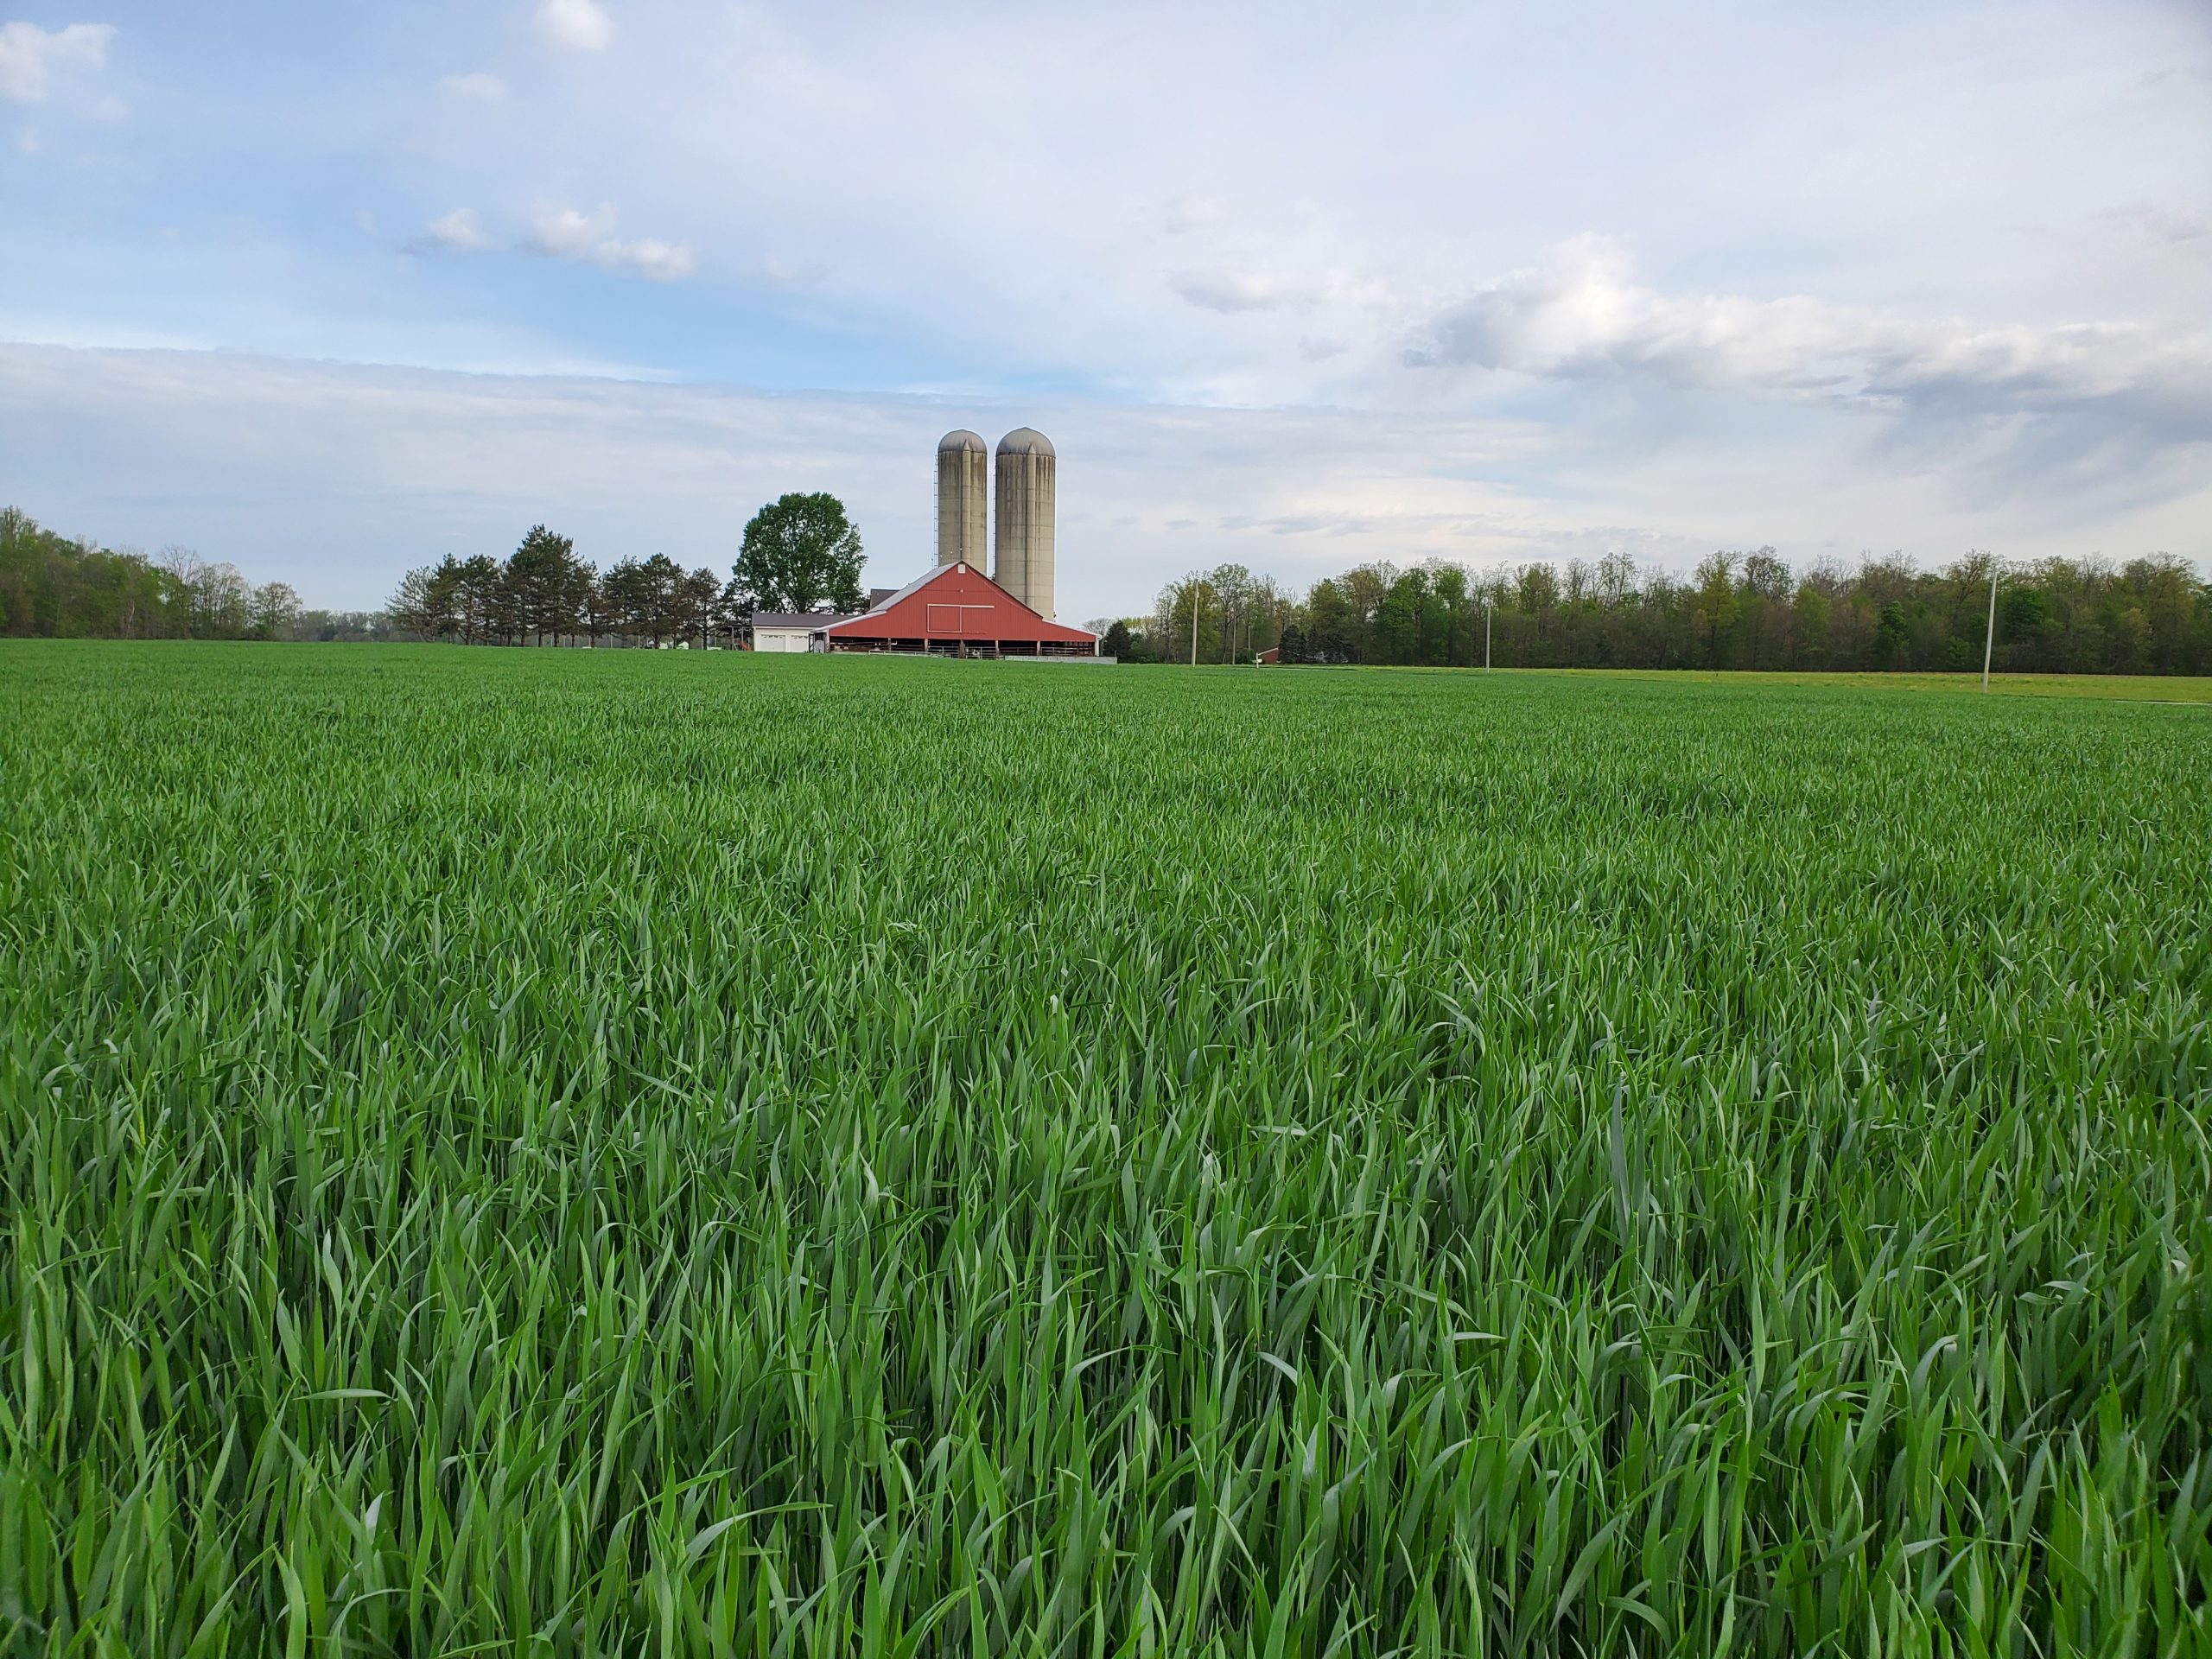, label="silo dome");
[997,427,1055,458]
[935,430,988,568]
